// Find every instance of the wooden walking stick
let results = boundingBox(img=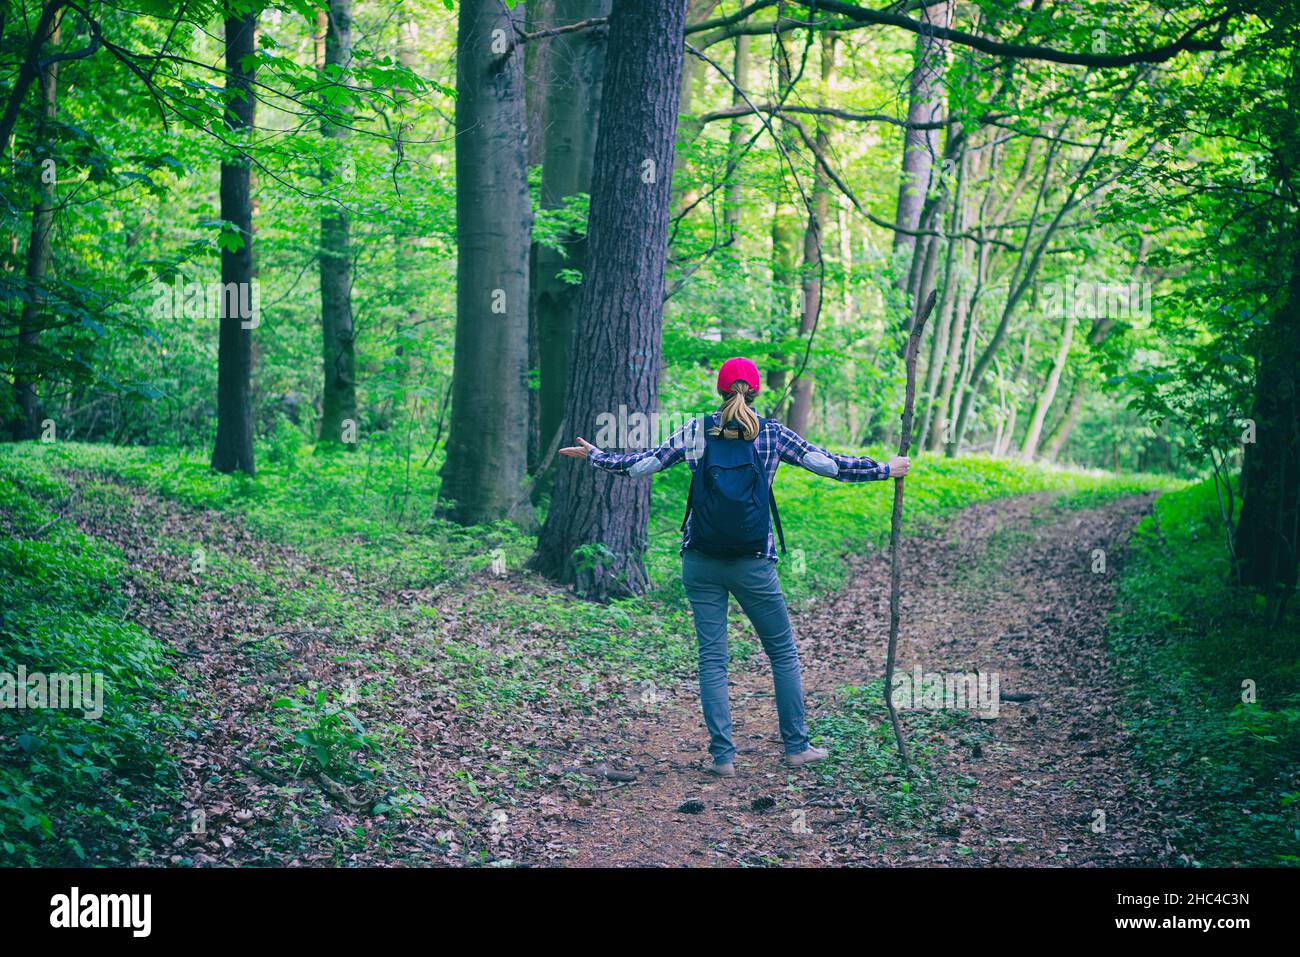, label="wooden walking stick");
[884,289,938,771]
